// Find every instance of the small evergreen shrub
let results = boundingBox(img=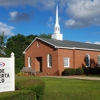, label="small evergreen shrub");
[16,79,45,100]
[76,68,84,75]
[96,67,100,74]
[84,67,100,75]
[0,90,36,100]
[84,67,91,74]
[17,72,24,76]
[15,67,20,74]
[62,68,76,76]
[0,79,45,100]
